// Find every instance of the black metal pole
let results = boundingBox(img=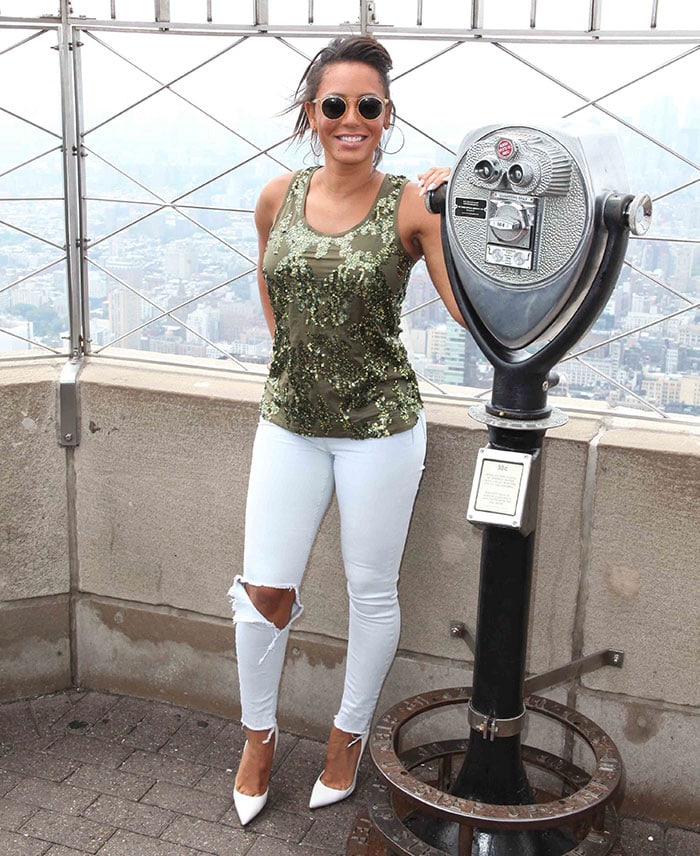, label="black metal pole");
[402,186,637,855]
[407,381,576,855]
